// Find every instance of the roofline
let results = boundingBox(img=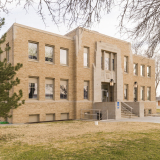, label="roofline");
[11,23,74,40]
[65,27,131,44]
[133,54,155,61]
